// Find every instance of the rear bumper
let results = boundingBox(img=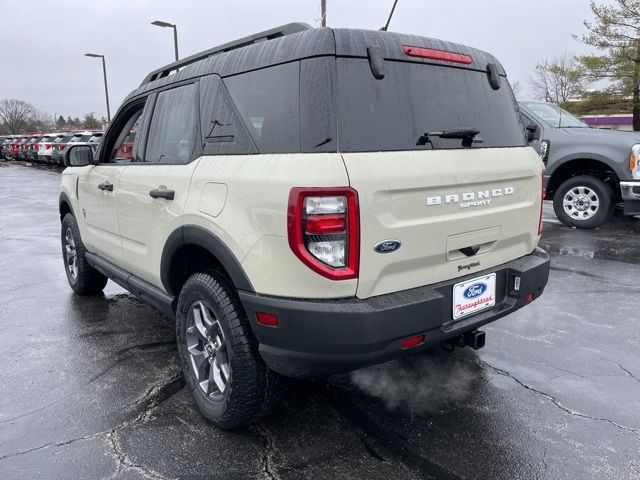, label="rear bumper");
[240,248,550,378]
[620,181,640,215]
